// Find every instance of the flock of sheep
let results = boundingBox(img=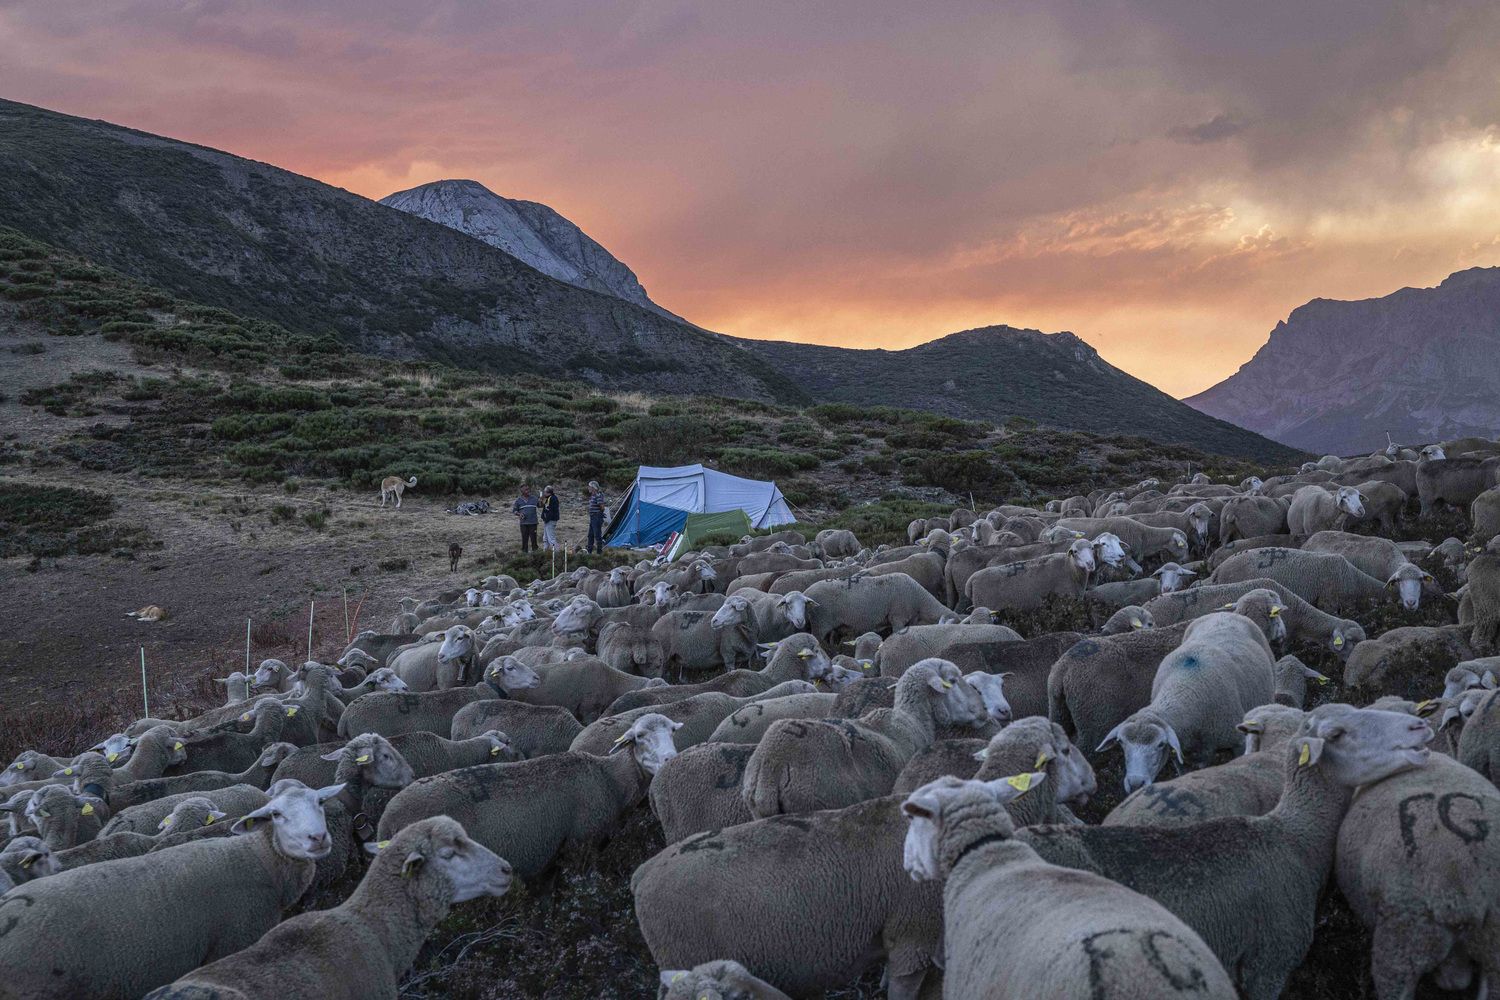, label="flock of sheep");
[4,435,1500,999]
